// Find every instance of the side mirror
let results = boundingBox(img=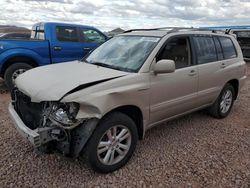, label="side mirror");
[154,59,176,74]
